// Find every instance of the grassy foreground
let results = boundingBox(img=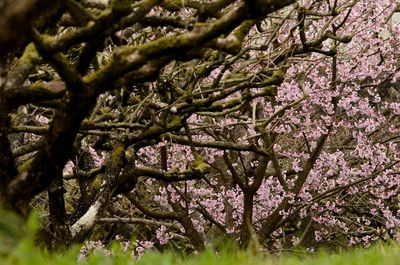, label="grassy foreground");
[0,209,399,265]
[1,240,400,265]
